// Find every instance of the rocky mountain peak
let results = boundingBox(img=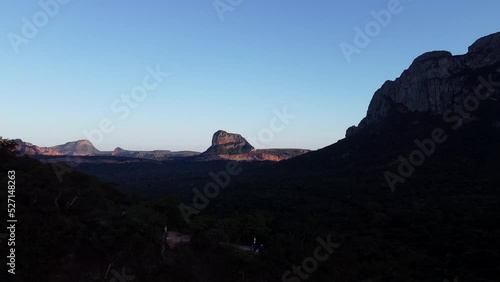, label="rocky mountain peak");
[52,140,99,156]
[197,130,309,161]
[411,50,452,65]
[468,32,500,53]
[211,130,249,146]
[346,32,500,138]
[204,130,255,155]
